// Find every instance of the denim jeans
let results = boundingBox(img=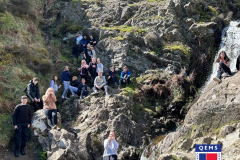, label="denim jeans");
[119,78,131,86]
[77,89,89,97]
[108,76,117,85]
[44,109,58,128]
[62,81,70,98]
[69,86,78,95]
[217,62,232,79]
[14,123,29,150]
